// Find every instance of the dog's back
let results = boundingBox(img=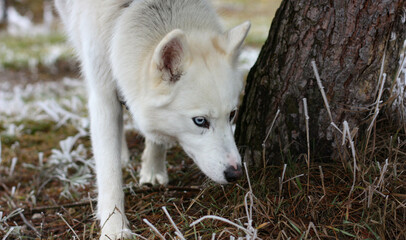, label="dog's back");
[55,0,222,60]
[124,0,223,45]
